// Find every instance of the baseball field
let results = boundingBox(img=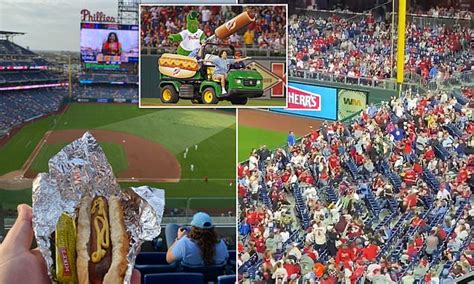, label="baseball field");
[140,98,287,107]
[0,103,236,212]
[238,109,324,161]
